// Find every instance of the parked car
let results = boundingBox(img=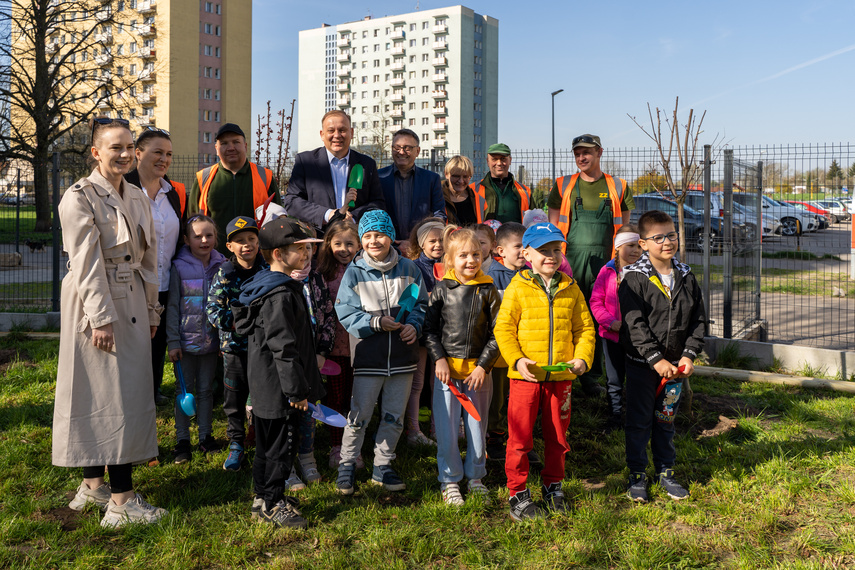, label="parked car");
[631,194,748,252]
[783,201,830,228]
[682,191,782,239]
[732,194,820,236]
[812,200,851,222]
